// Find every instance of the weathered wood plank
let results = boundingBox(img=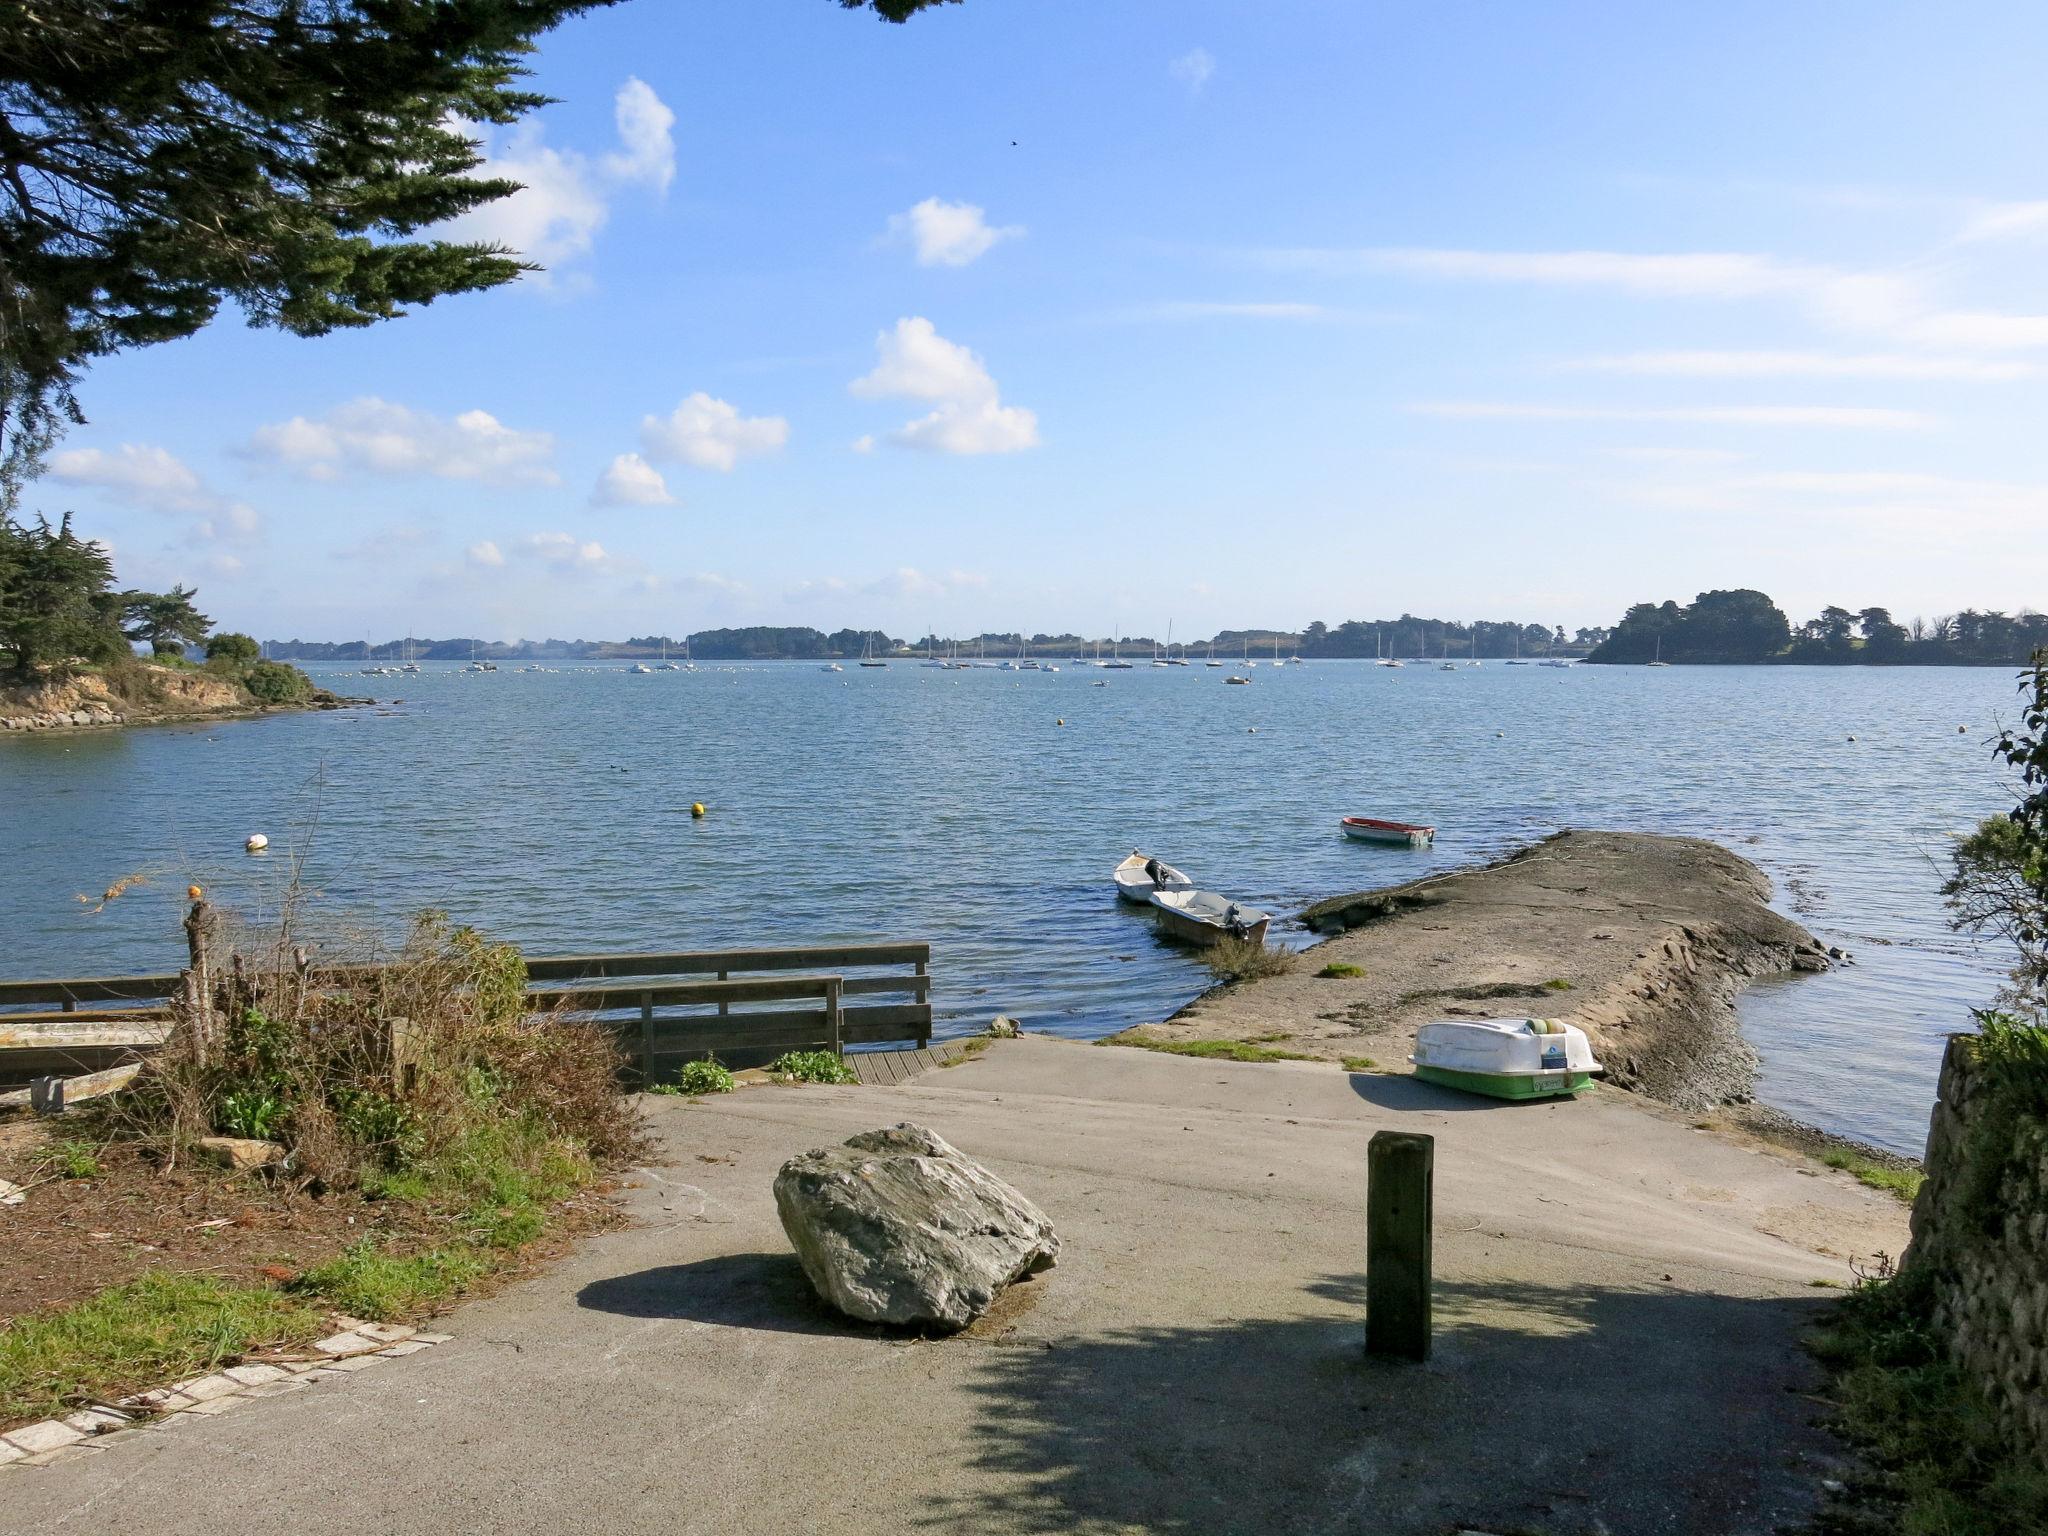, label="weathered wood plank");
[523,943,928,982]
